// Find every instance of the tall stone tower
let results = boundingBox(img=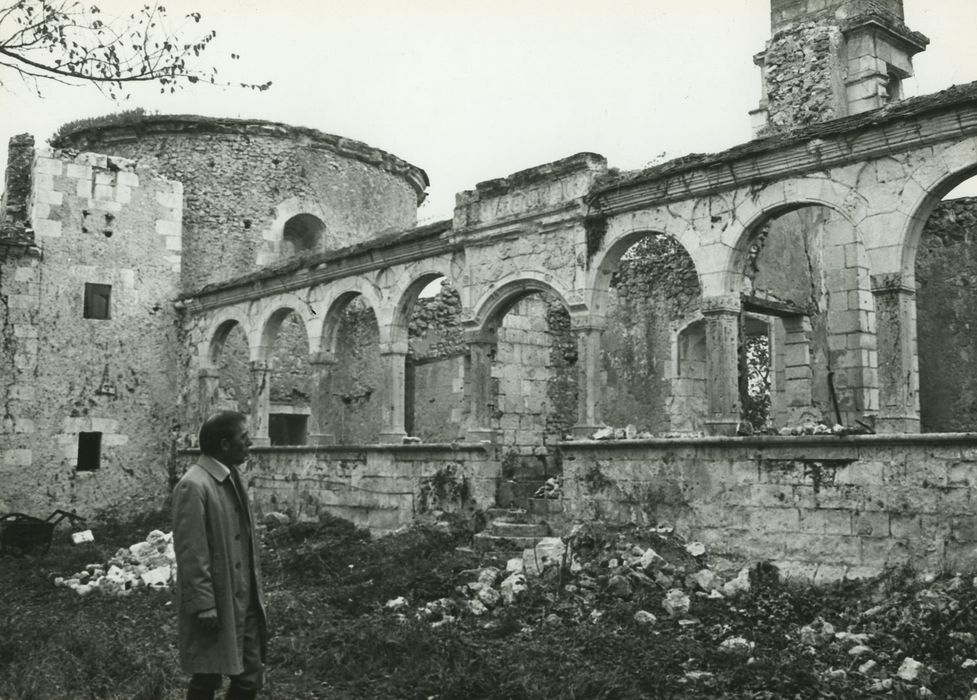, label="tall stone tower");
[751,0,928,136]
